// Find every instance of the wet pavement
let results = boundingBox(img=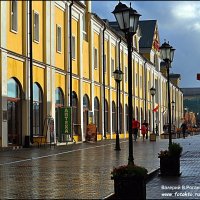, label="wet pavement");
[147,134,200,199]
[0,137,169,199]
[1,134,200,199]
